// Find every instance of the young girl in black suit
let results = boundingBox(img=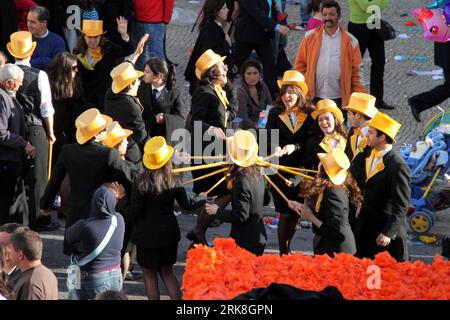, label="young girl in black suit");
[127,136,206,300]
[289,149,362,256]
